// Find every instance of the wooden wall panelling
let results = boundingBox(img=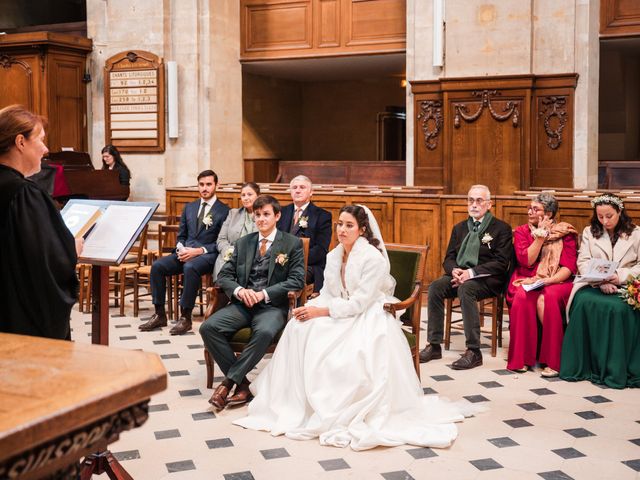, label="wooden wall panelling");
[243,158,280,182]
[242,0,313,55]
[344,0,406,47]
[345,193,394,242]
[493,197,530,229]
[531,75,578,189]
[315,0,340,48]
[393,197,440,284]
[412,83,444,187]
[0,52,40,114]
[601,0,640,37]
